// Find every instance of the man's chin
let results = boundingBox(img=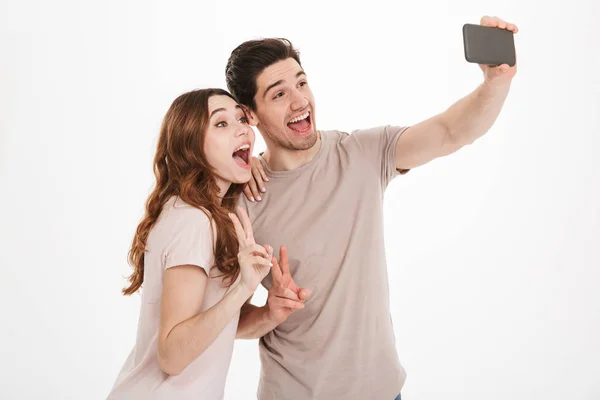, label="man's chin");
[291,130,318,150]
